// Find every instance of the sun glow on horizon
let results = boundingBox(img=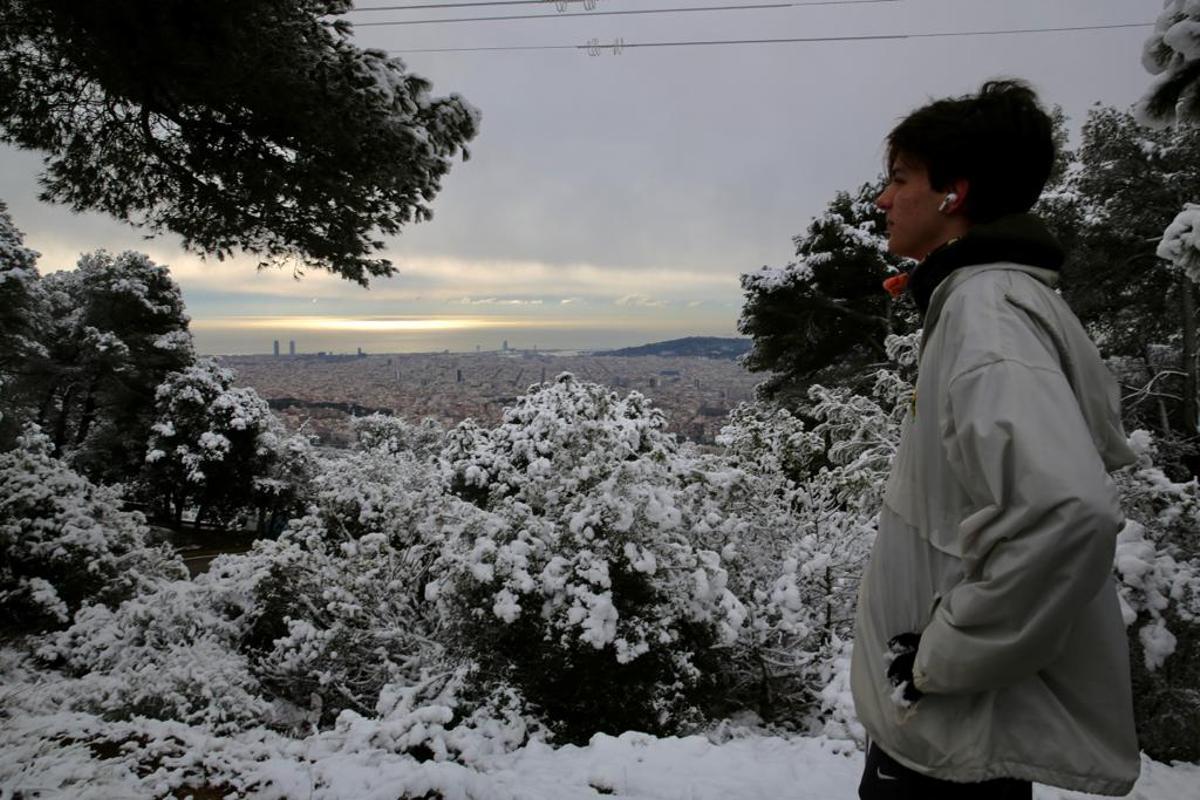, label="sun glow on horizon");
[190,316,561,332]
